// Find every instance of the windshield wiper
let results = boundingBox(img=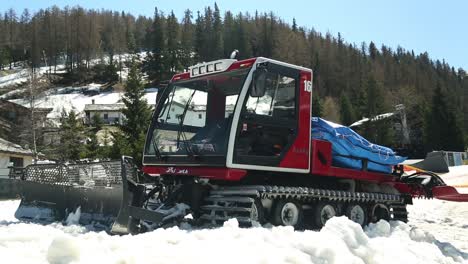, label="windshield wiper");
[151,134,163,160]
[176,90,197,157]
